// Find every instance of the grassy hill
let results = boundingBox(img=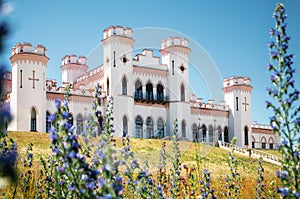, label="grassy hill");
[6,131,280,198]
